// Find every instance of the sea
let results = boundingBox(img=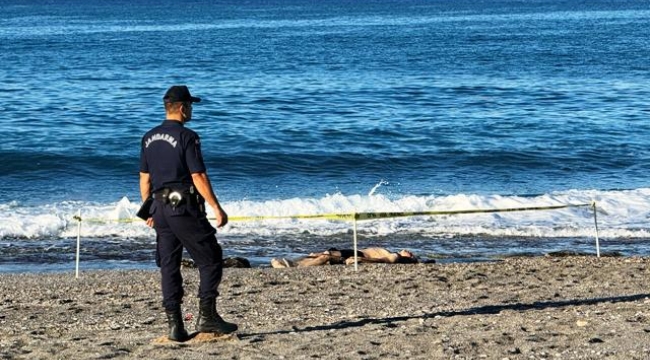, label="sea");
[1,0,649,273]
